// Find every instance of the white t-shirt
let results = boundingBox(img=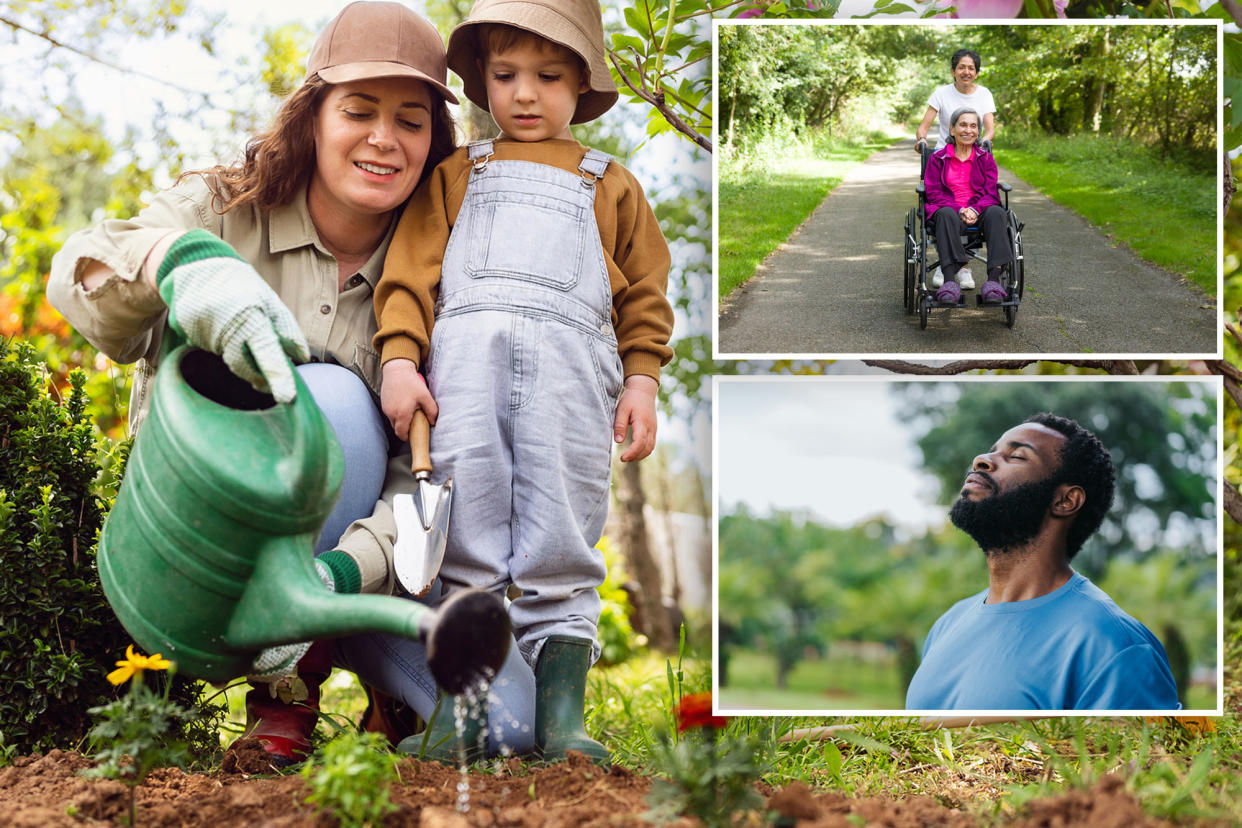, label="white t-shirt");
[927,83,996,147]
